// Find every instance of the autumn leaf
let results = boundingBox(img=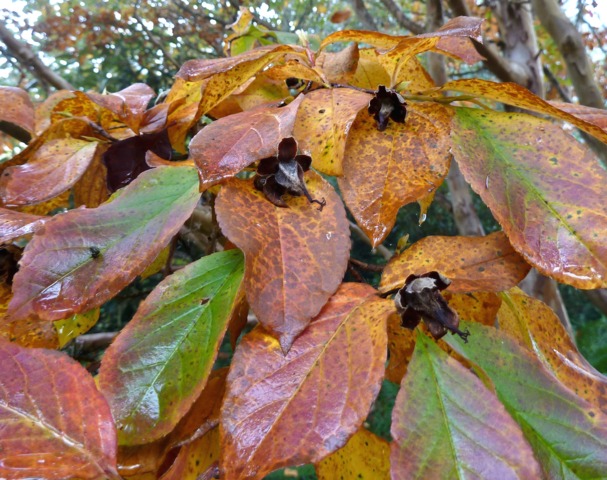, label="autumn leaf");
[349,49,391,90]
[215,175,350,351]
[34,90,74,136]
[315,428,389,479]
[51,91,120,135]
[293,88,371,176]
[86,83,155,133]
[0,207,46,244]
[498,288,607,409]
[391,332,541,479]
[161,427,220,480]
[0,339,118,479]
[7,166,201,323]
[452,107,607,288]
[380,231,531,294]
[0,138,98,206]
[191,95,303,190]
[99,249,244,445]
[73,144,110,207]
[316,43,359,84]
[448,322,607,479]
[385,312,417,384]
[549,101,607,131]
[0,86,34,139]
[444,79,607,146]
[339,102,452,246]
[54,308,101,348]
[220,283,391,479]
